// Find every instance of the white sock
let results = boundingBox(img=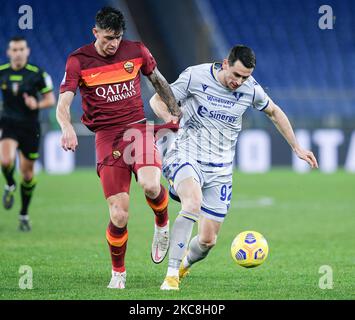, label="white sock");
[167,267,179,277]
[168,213,195,270]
